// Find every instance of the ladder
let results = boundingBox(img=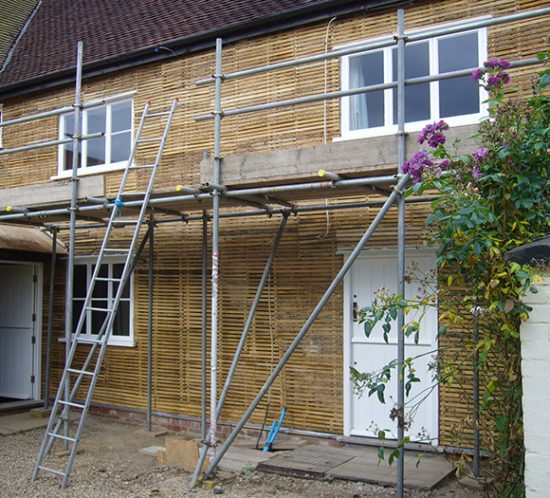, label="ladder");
[32,98,178,488]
